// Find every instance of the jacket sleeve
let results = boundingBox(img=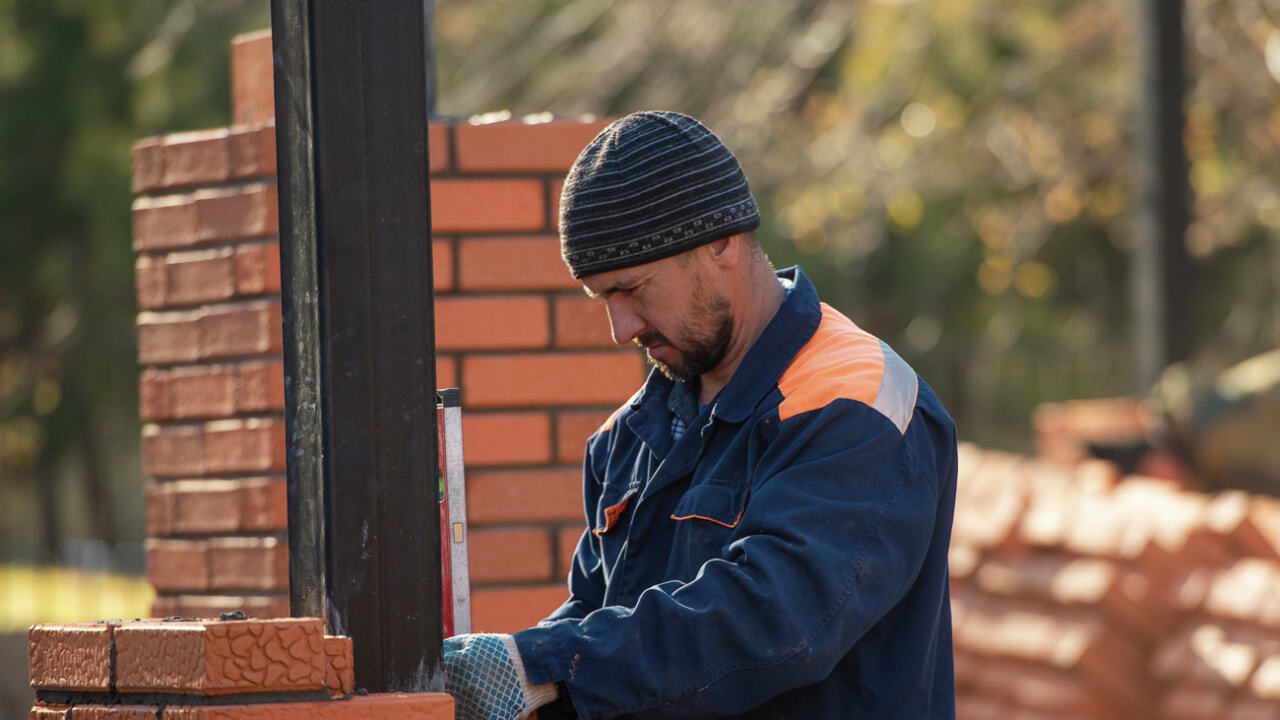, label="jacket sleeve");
[537,437,609,626]
[513,400,949,720]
